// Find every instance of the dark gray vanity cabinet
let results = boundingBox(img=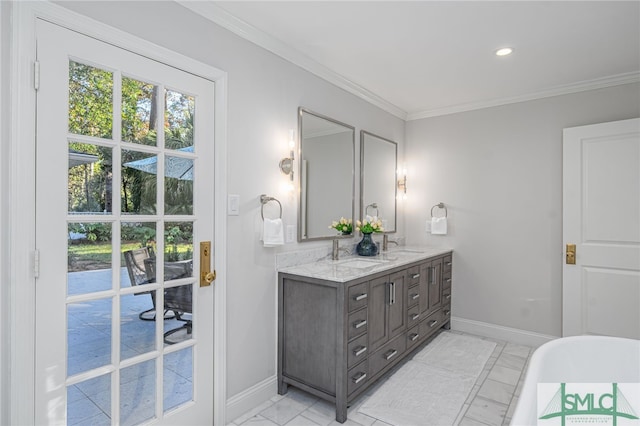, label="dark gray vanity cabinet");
[277,251,452,423]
